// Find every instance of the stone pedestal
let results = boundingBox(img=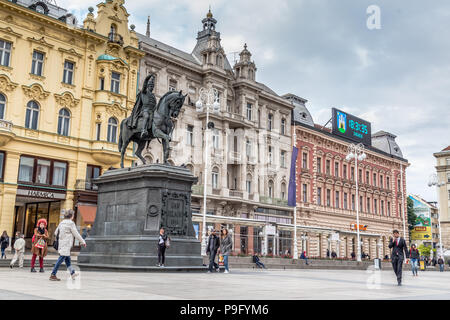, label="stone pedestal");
[78,164,203,269]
